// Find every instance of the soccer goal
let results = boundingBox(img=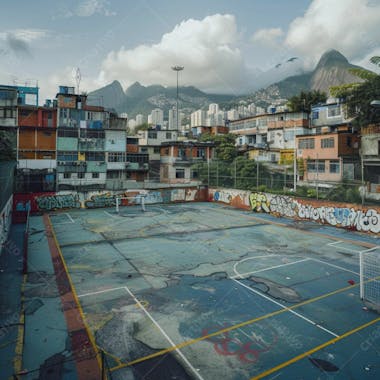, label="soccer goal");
[115,195,146,213]
[360,247,380,308]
